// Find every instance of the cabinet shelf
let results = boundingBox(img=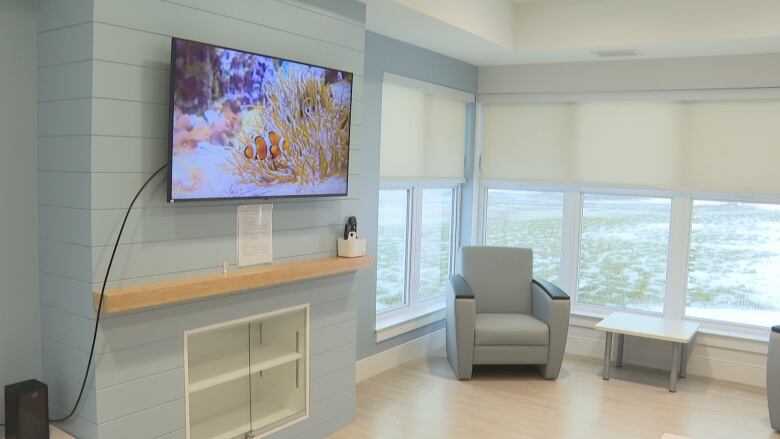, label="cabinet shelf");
[252,403,304,435]
[189,344,303,394]
[190,405,249,439]
[190,403,302,439]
